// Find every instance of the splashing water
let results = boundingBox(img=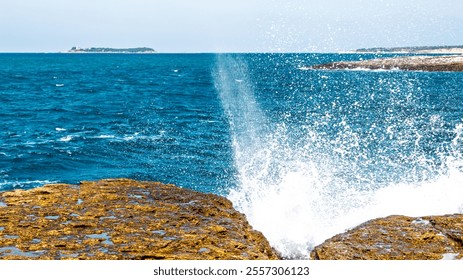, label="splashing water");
[214,54,463,259]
